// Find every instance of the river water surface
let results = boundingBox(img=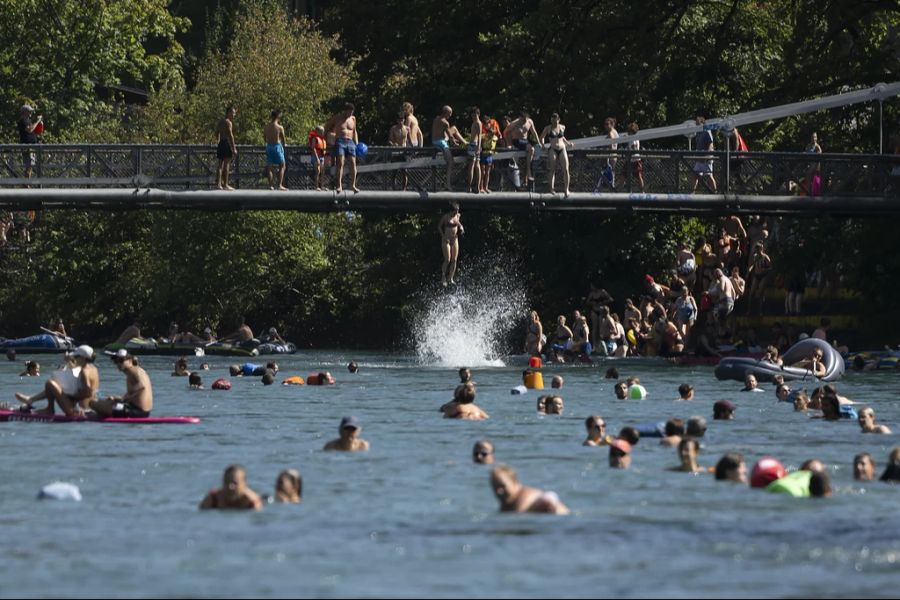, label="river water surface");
[1,352,898,598]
